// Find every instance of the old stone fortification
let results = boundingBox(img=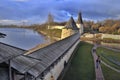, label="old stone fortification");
[61,29,74,39]
[82,33,120,40]
[101,34,120,40]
